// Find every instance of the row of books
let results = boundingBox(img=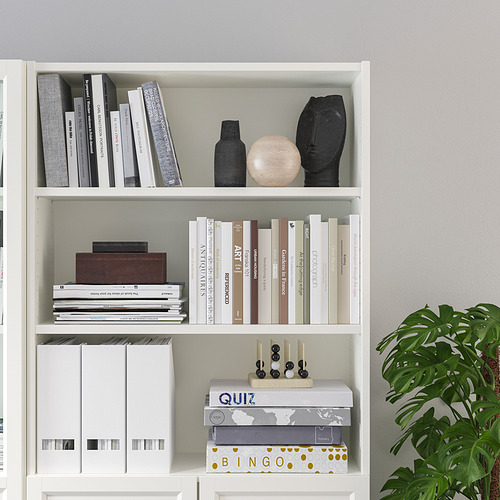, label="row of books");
[53,282,186,323]
[205,379,351,473]
[37,73,182,188]
[189,214,359,325]
[37,337,174,473]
